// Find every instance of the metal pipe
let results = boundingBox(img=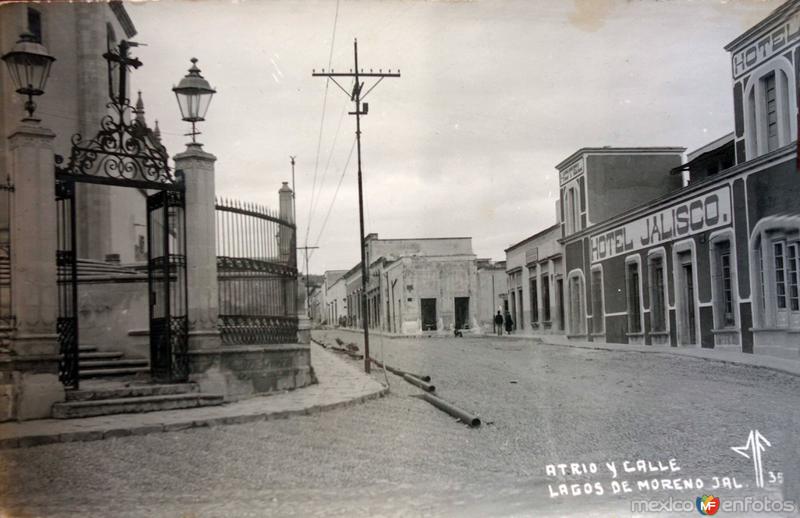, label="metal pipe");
[369,357,430,382]
[419,392,481,428]
[403,373,435,392]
